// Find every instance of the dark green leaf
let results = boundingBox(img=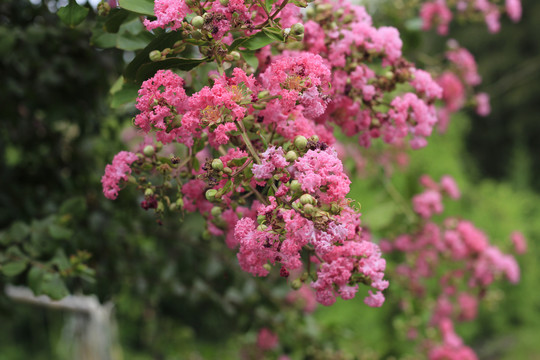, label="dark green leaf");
[1,260,27,277]
[264,0,278,13]
[52,249,70,272]
[41,273,69,300]
[135,57,208,83]
[104,9,132,33]
[9,222,30,242]
[124,31,185,82]
[118,0,155,16]
[28,266,45,295]
[57,0,90,27]
[59,197,87,220]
